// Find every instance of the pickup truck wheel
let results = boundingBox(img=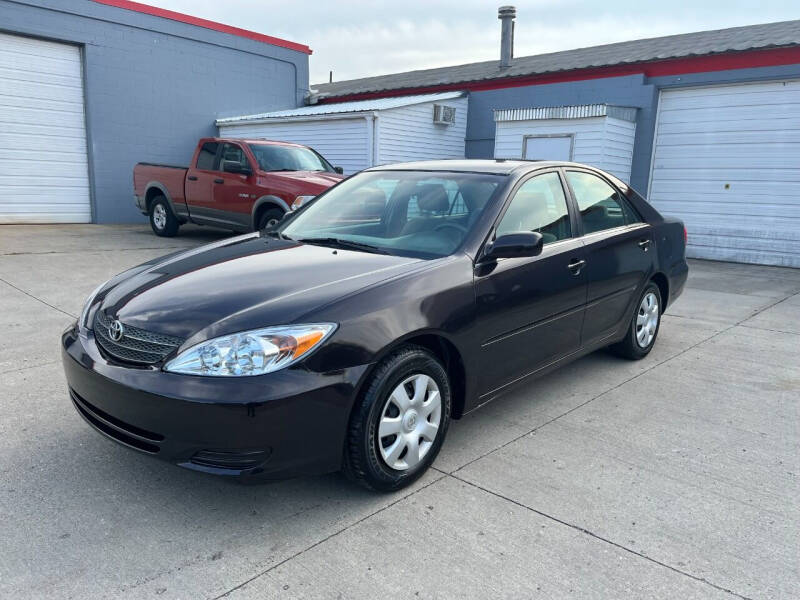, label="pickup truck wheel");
[149,196,179,237]
[257,207,284,231]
